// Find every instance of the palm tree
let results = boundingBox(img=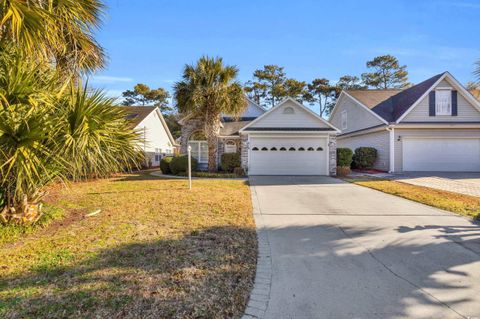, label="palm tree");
[174,56,247,172]
[58,84,143,180]
[0,51,141,225]
[0,0,106,76]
